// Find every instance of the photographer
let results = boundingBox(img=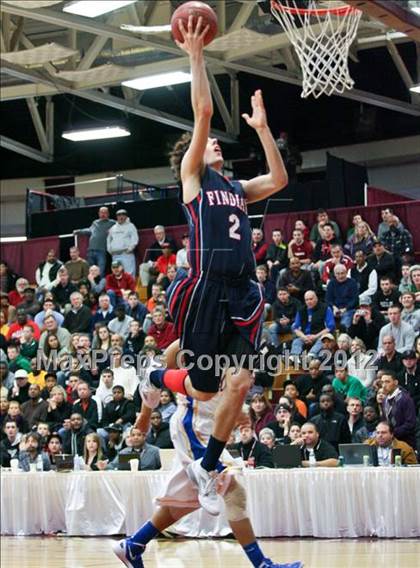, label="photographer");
[348,296,385,350]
